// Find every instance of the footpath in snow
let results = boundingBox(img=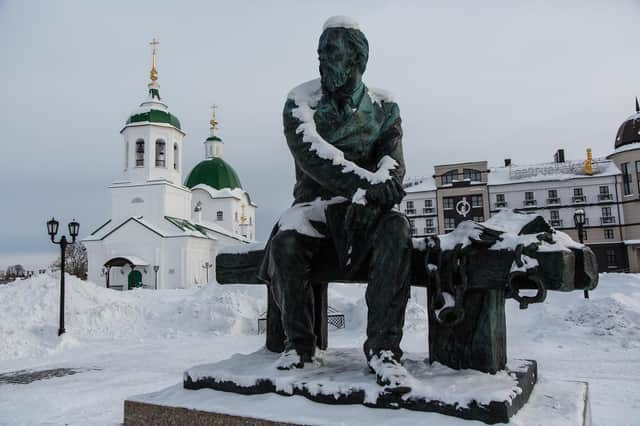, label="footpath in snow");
[0,273,639,425]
